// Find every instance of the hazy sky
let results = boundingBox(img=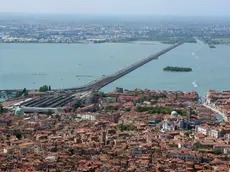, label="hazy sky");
[0,0,230,16]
